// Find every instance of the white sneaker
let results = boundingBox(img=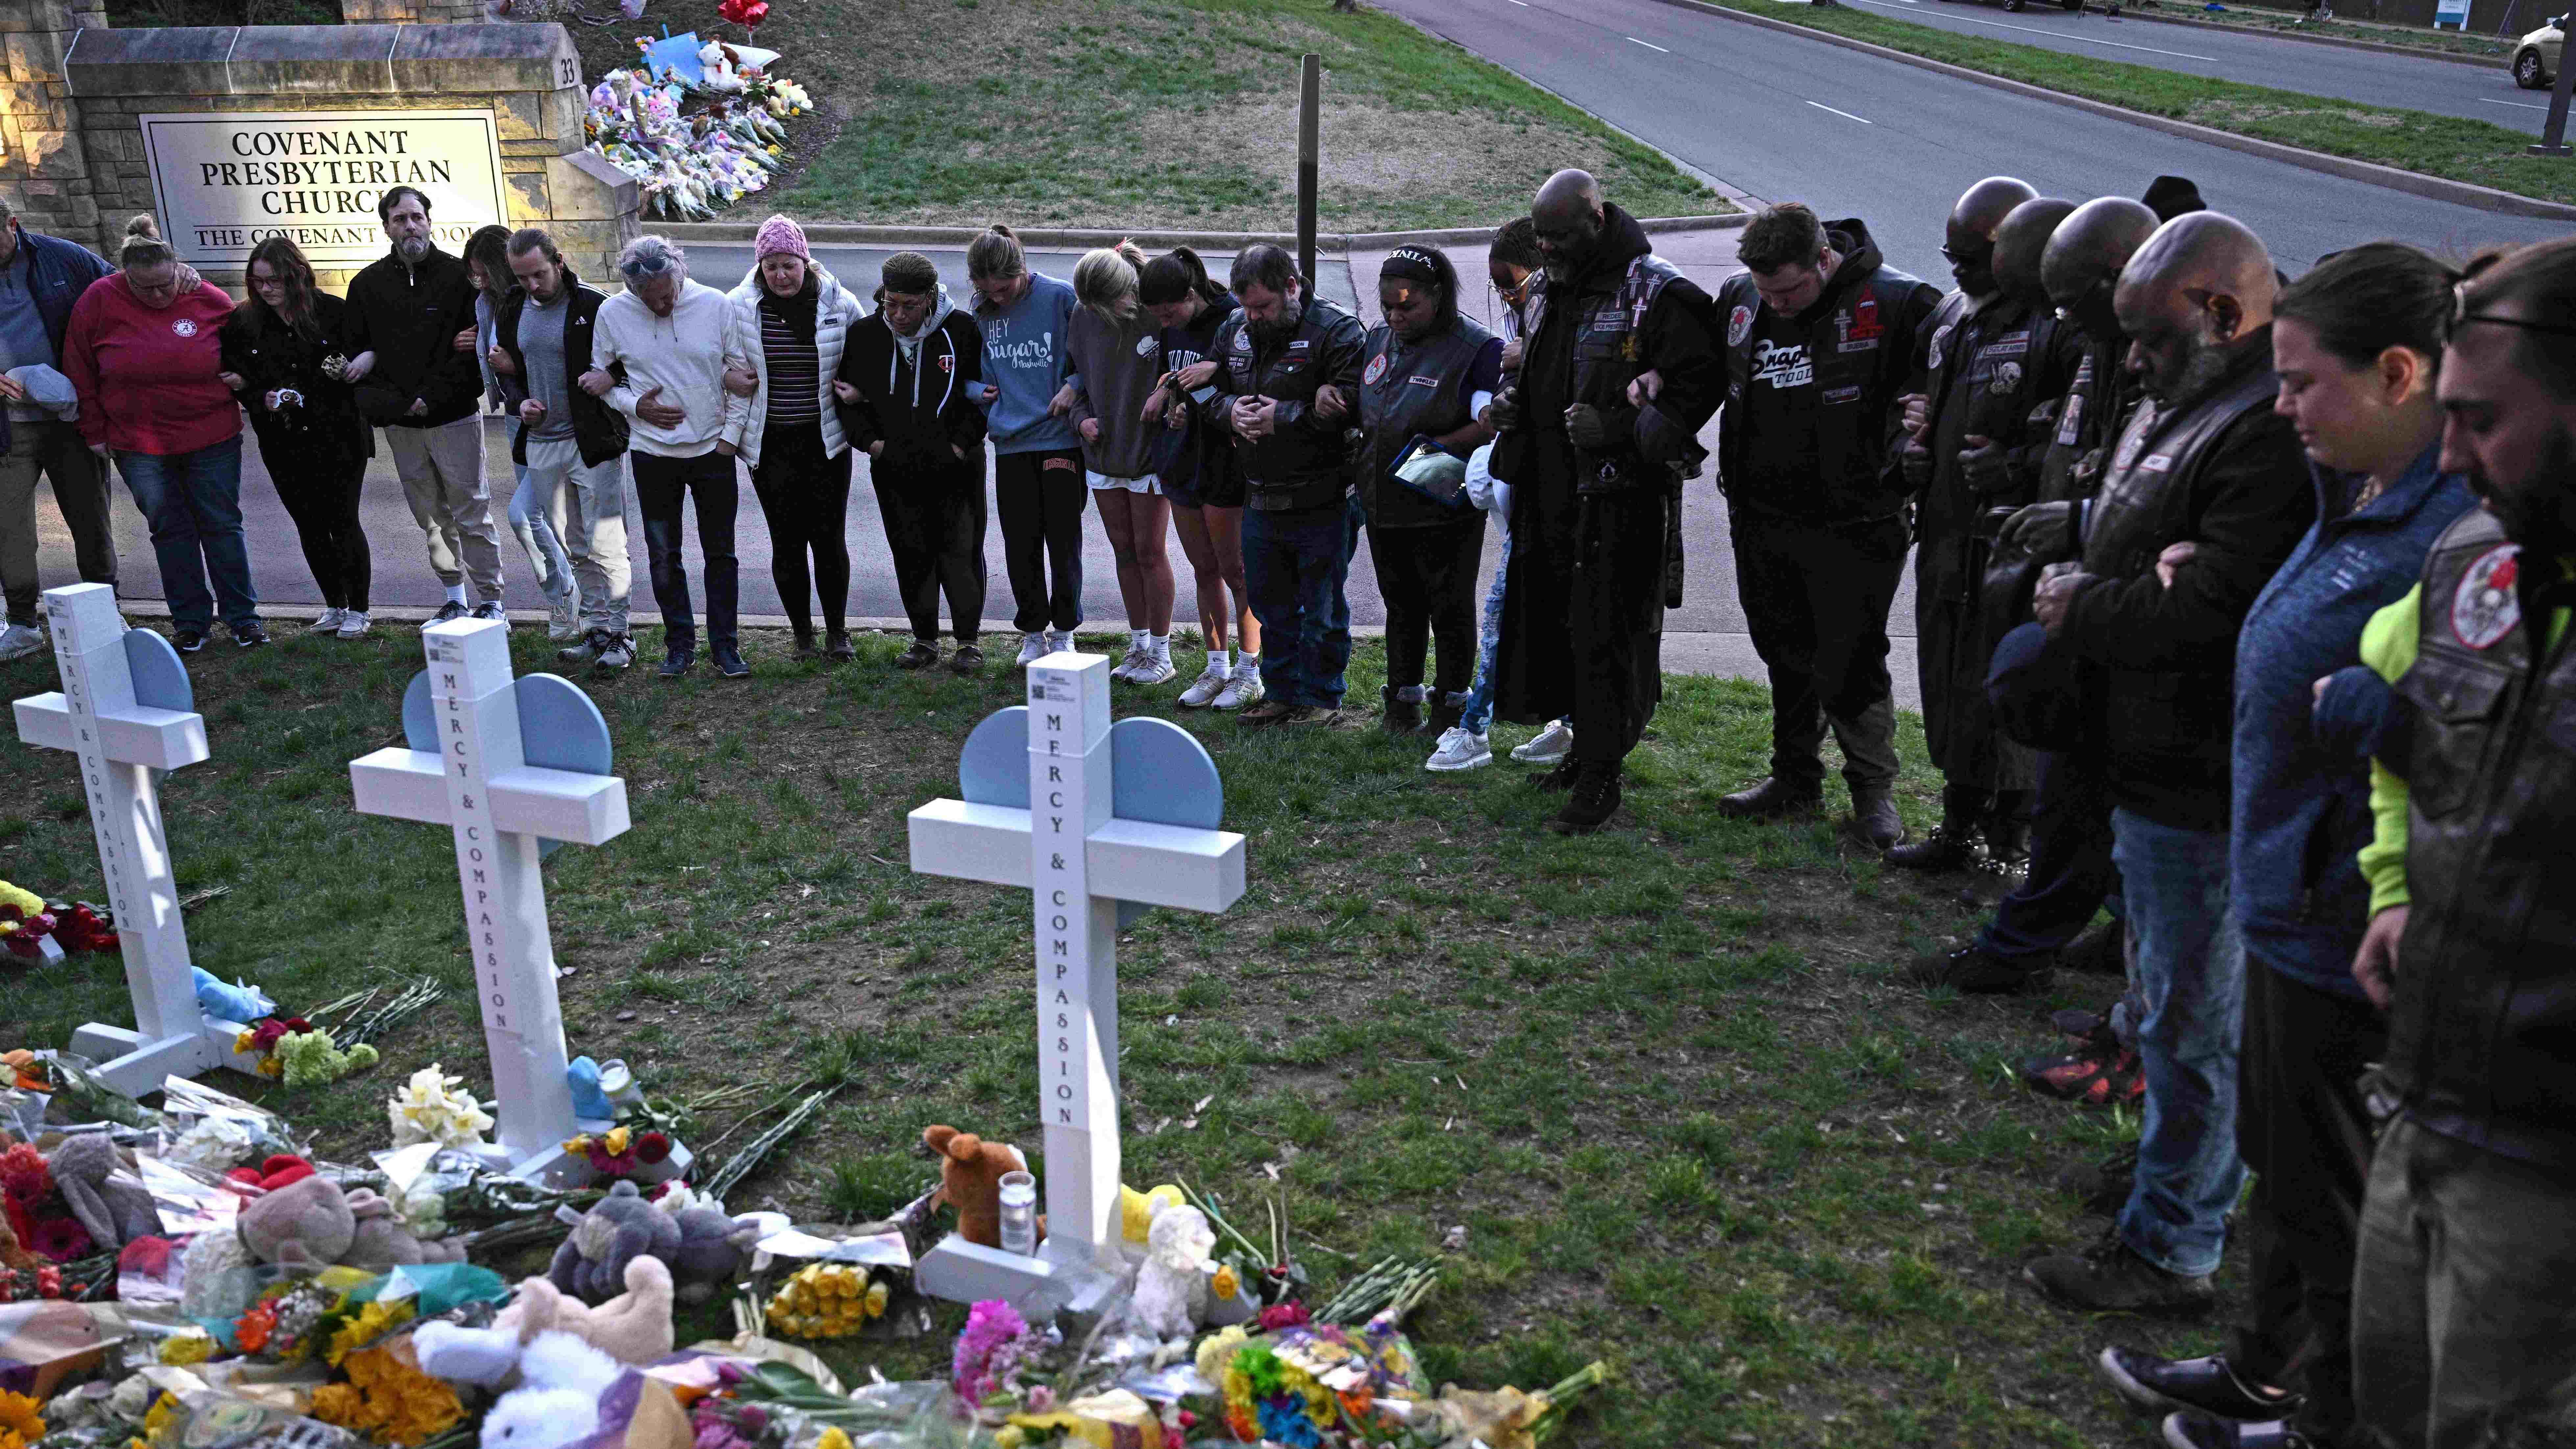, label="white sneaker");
[545,592,582,643]
[1127,652,1177,687]
[1512,718,1575,764]
[1110,646,1146,682]
[1176,663,1228,707]
[1015,631,1047,667]
[336,611,373,639]
[1424,726,1494,772]
[0,621,44,662]
[1045,629,1077,655]
[306,607,347,635]
[1212,668,1264,711]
